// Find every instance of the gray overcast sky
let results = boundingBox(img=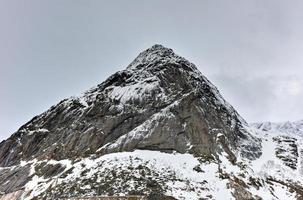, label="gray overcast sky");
[1,0,303,141]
